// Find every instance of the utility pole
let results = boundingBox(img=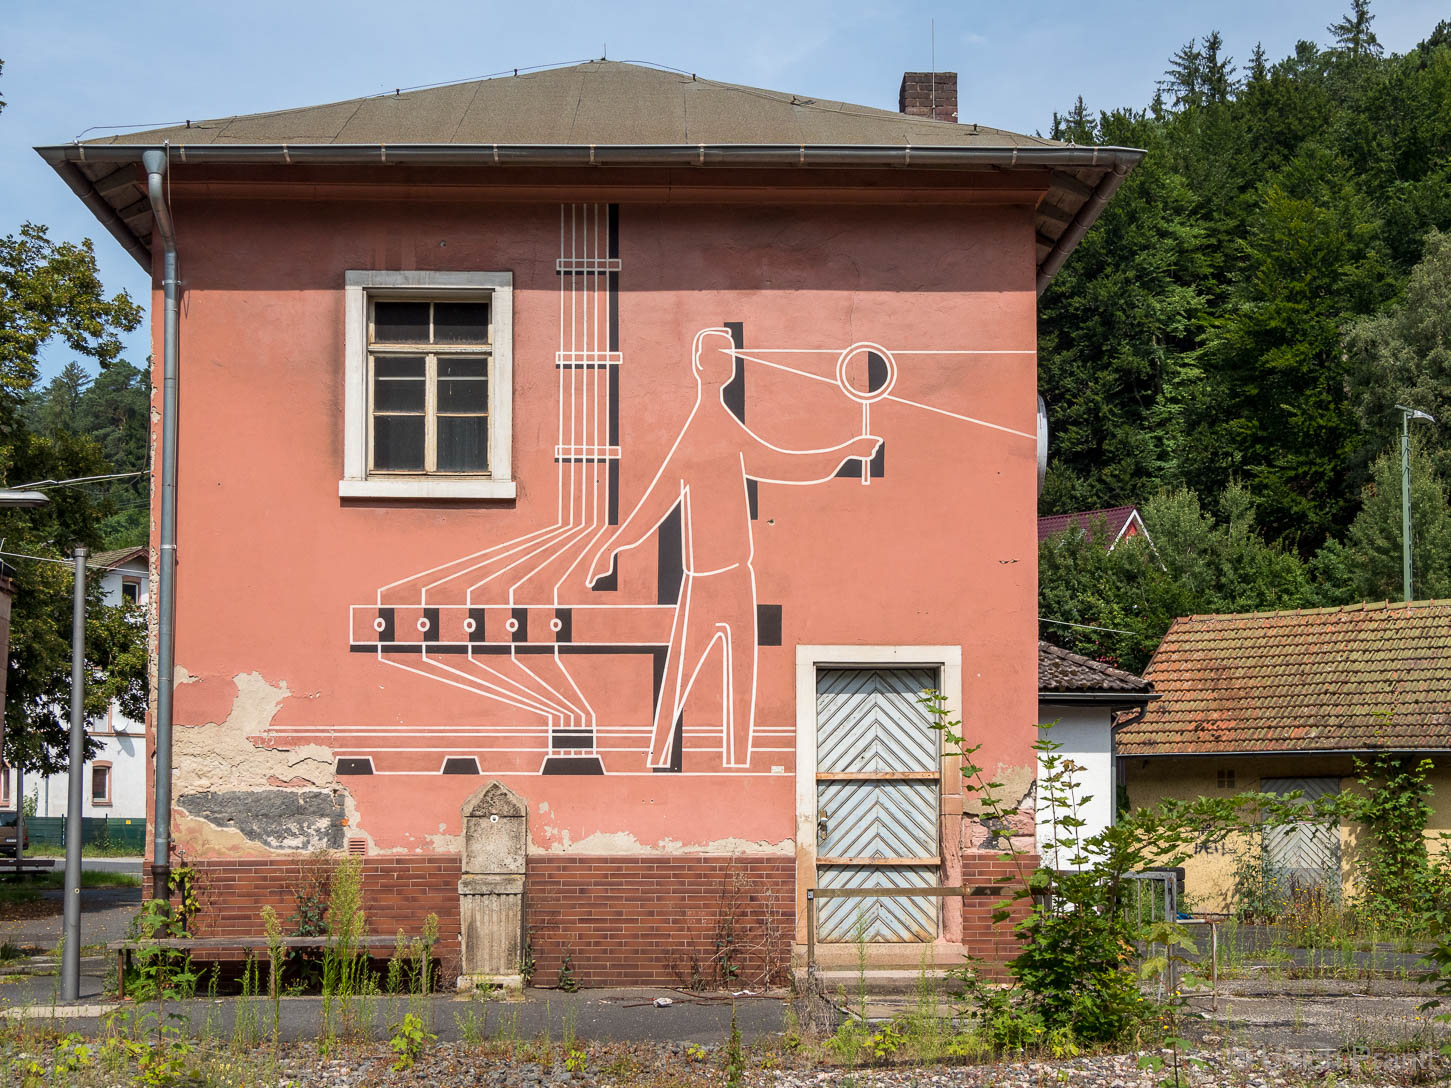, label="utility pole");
[1397,405,1437,602]
[61,545,86,1002]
